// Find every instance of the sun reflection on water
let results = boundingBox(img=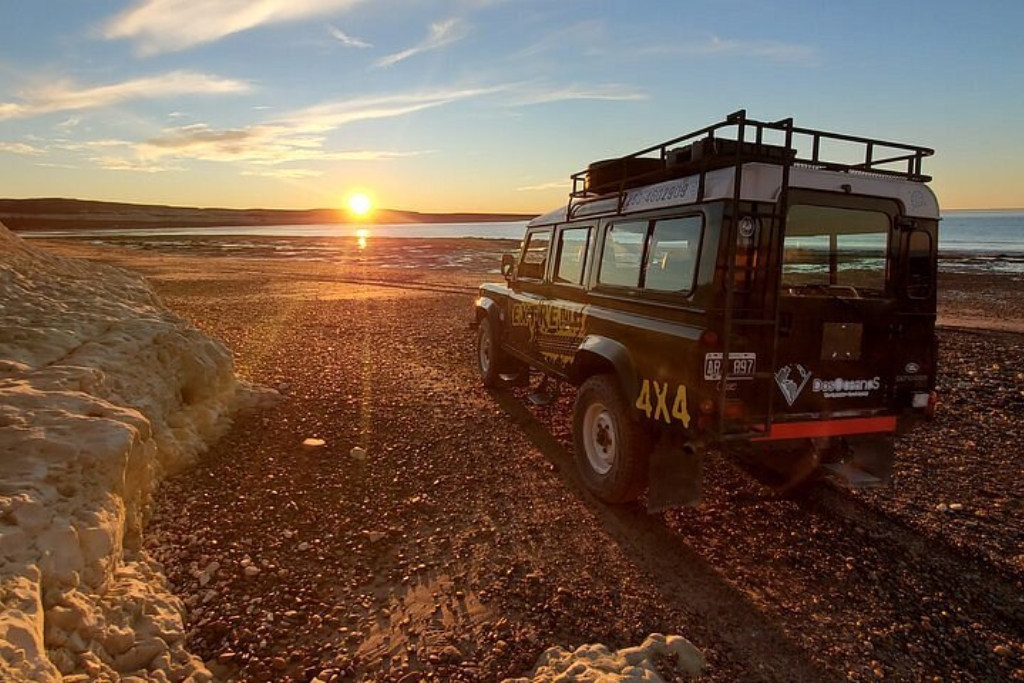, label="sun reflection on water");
[356,228,369,250]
